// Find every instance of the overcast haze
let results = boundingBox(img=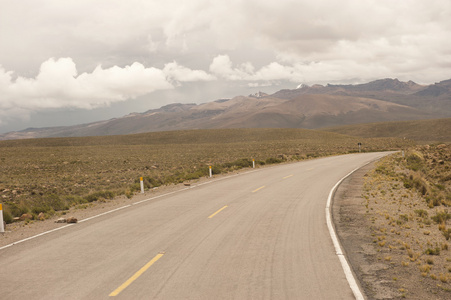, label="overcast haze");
[1,0,450,133]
